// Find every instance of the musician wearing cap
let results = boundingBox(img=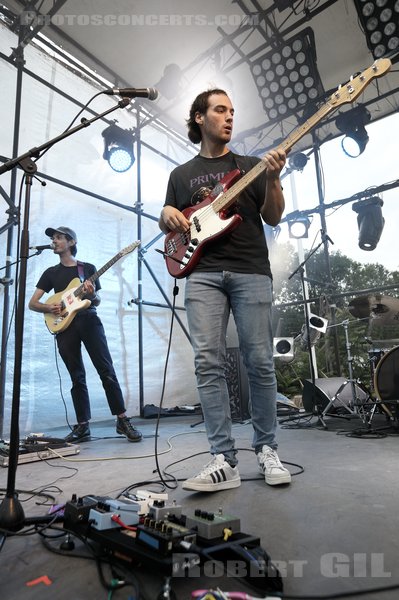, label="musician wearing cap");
[28,226,142,444]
